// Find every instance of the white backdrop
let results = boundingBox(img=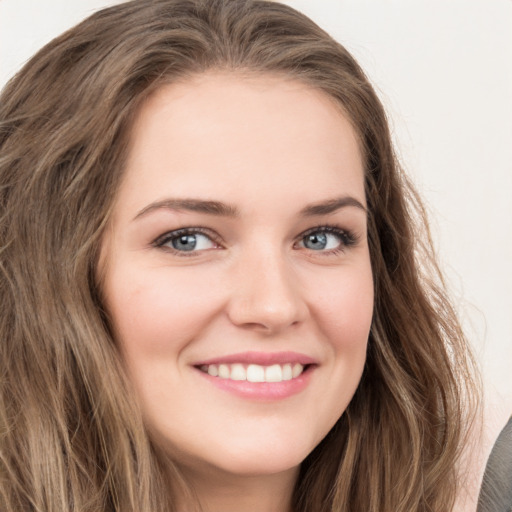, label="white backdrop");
[1,0,511,435]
